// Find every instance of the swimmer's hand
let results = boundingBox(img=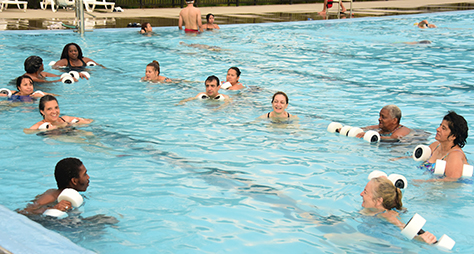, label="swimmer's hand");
[415,231,437,244]
[53,200,72,212]
[355,132,365,139]
[79,72,89,80]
